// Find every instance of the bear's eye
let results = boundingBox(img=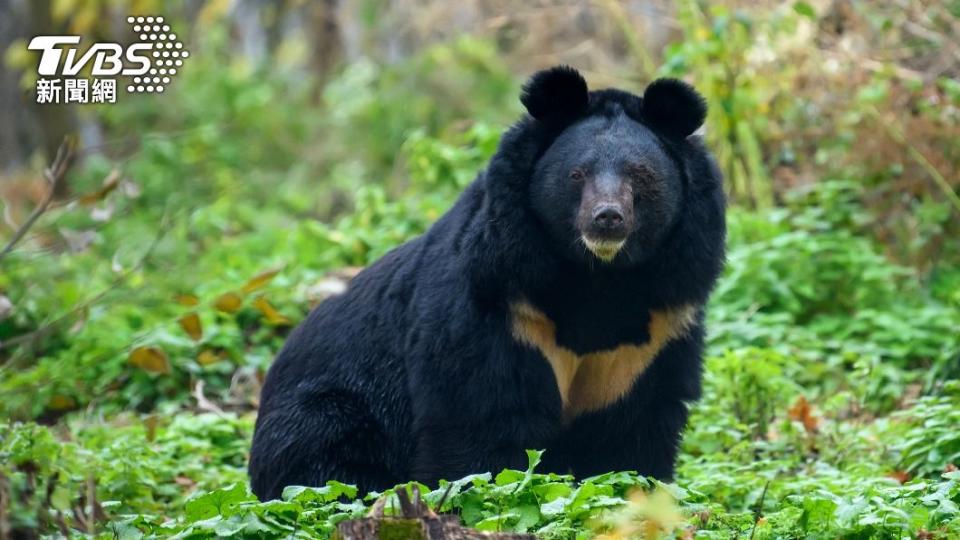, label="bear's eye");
[570,169,585,181]
[626,163,655,184]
